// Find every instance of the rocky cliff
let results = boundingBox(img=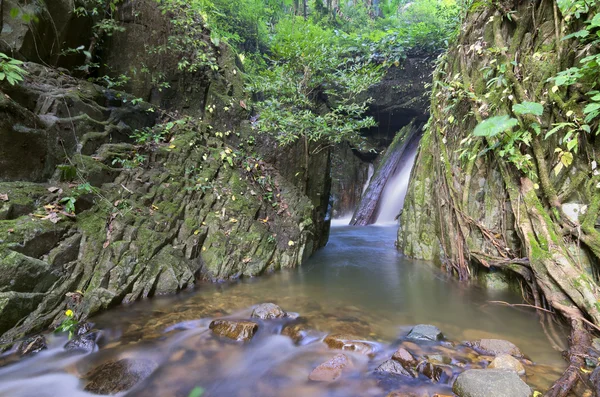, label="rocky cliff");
[399,1,600,394]
[0,0,330,344]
